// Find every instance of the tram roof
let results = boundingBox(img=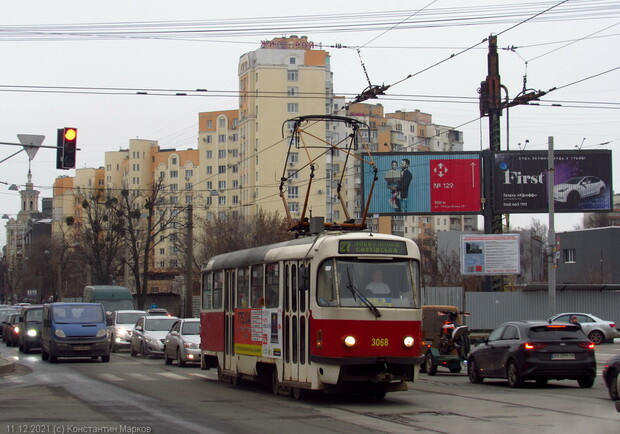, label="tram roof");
[204,231,412,270]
